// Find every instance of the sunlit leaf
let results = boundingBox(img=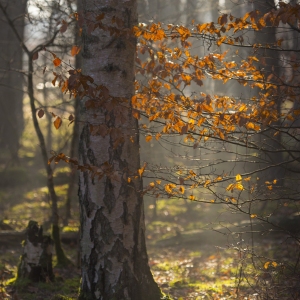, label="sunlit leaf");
[53,57,62,67]
[226,183,234,191]
[236,183,244,191]
[236,174,242,181]
[189,195,195,201]
[165,183,176,194]
[145,135,152,142]
[272,262,278,267]
[71,45,81,56]
[264,262,270,269]
[179,186,185,194]
[138,162,147,177]
[54,117,62,130]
